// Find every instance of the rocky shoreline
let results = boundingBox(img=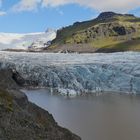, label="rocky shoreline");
[0,69,81,140]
